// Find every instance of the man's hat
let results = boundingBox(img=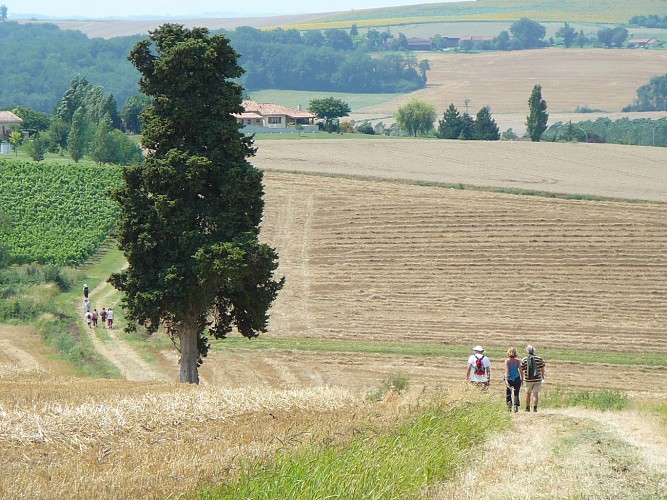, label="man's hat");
[473,345,484,352]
